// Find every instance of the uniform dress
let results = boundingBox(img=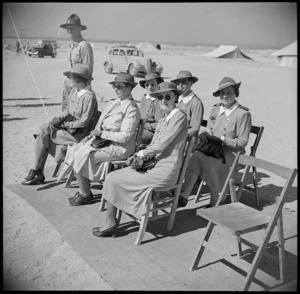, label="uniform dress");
[177,91,204,137]
[62,38,94,111]
[102,108,188,217]
[36,85,98,162]
[63,94,141,182]
[181,101,252,205]
[139,93,164,144]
